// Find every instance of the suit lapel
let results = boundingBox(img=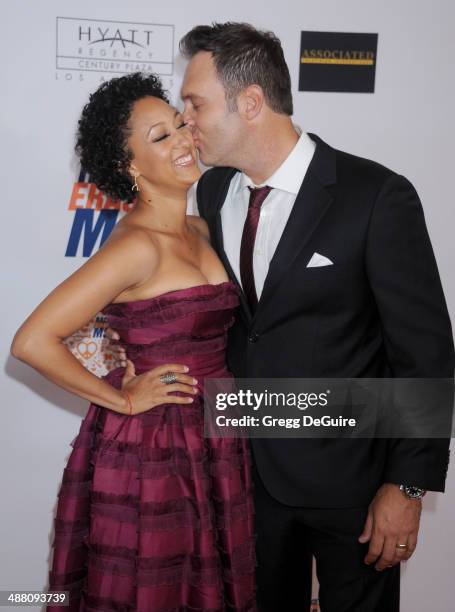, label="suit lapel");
[254,136,336,319]
[205,135,336,325]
